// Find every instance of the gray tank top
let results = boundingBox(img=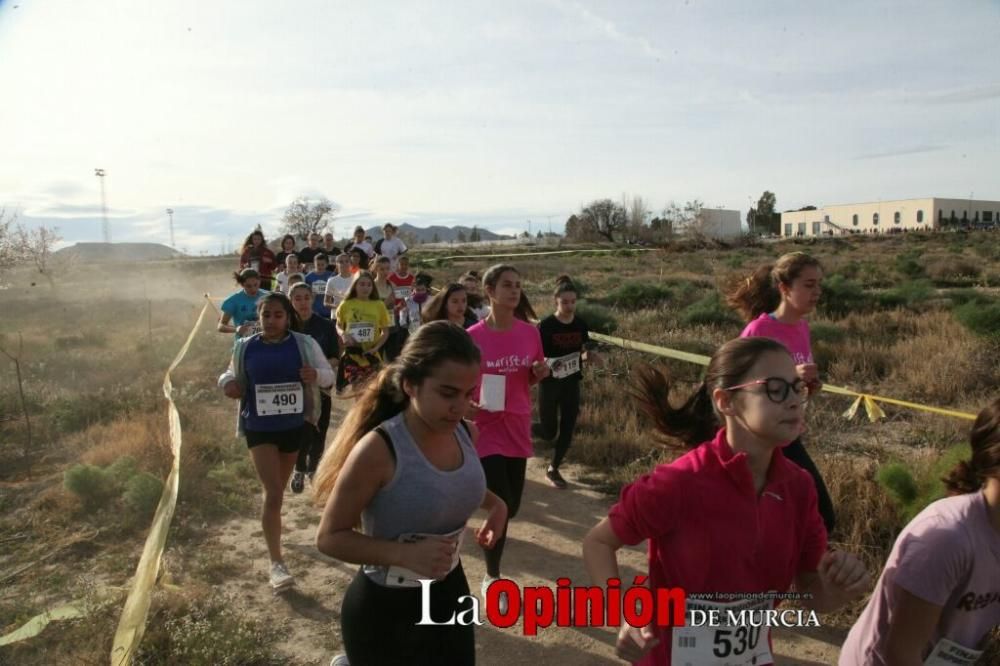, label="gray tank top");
[361,412,486,585]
